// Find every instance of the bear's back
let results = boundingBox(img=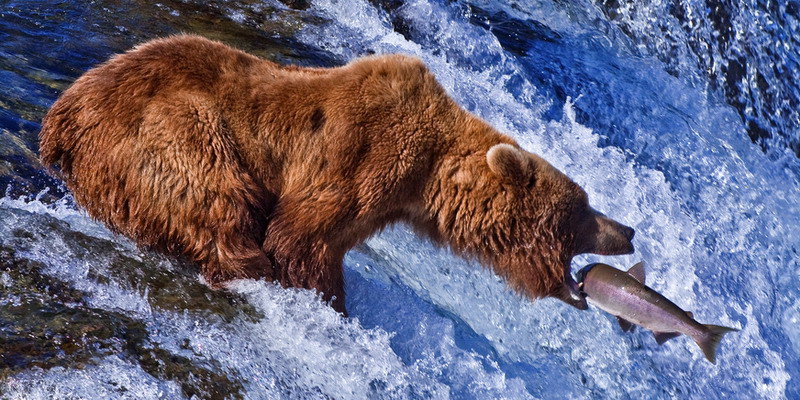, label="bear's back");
[39,35,262,172]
